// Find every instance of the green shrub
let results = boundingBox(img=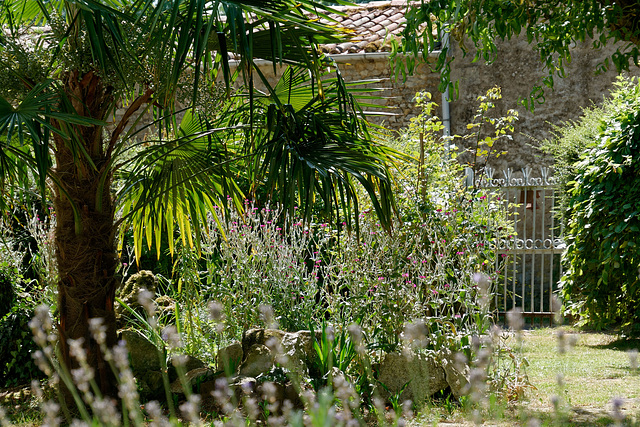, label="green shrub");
[0,271,15,317]
[560,77,640,334]
[0,207,56,387]
[184,90,515,360]
[540,80,625,220]
[0,268,46,389]
[0,307,45,387]
[0,90,531,425]
[107,90,521,415]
